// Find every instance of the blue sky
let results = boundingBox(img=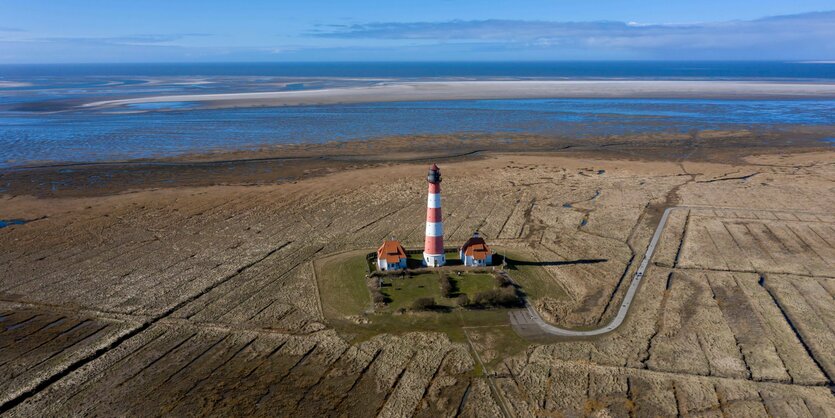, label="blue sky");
[0,0,833,63]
